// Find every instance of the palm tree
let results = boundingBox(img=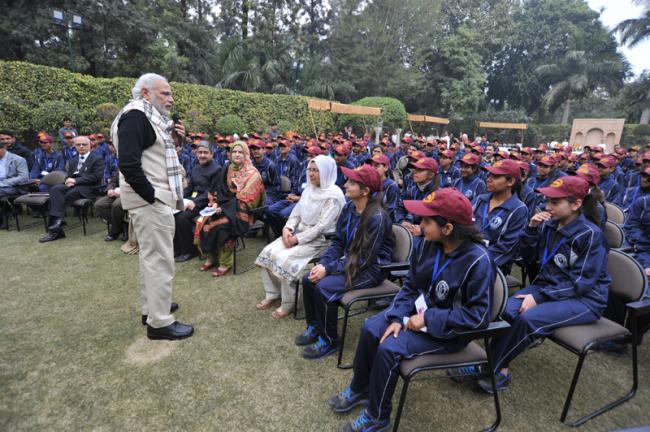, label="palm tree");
[536,50,628,124]
[618,71,650,124]
[614,0,650,47]
[216,38,293,94]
